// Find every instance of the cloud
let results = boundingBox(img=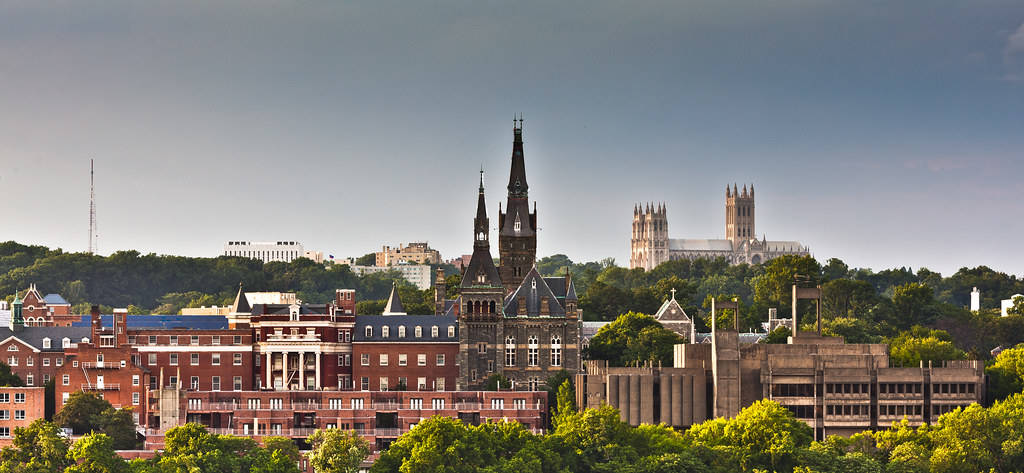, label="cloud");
[1003,21,1024,81]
